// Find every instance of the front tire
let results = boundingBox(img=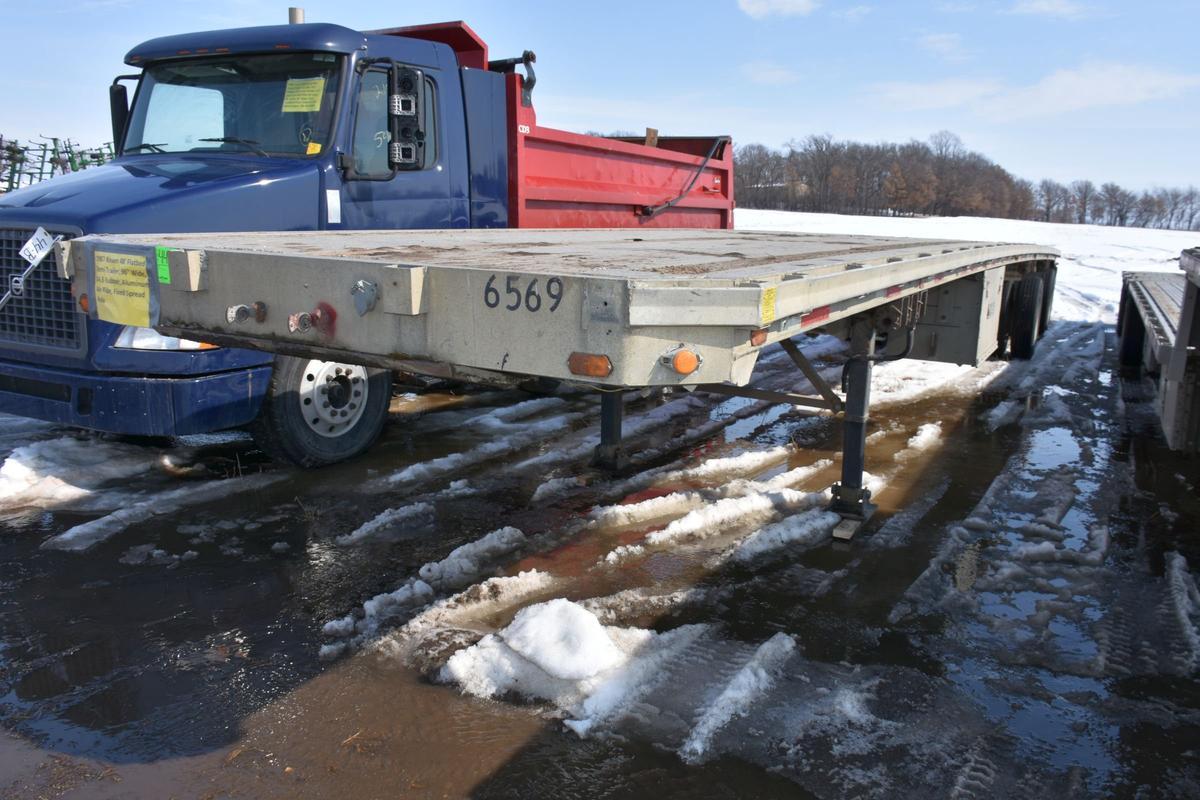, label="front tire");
[251,356,392,467]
